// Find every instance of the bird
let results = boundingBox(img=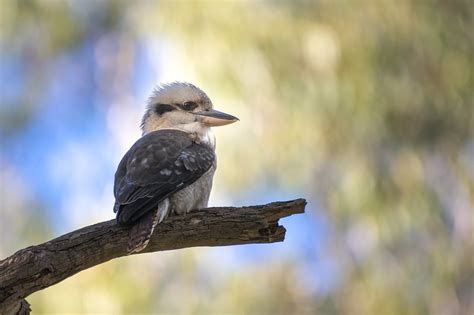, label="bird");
[113,82,238,254]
